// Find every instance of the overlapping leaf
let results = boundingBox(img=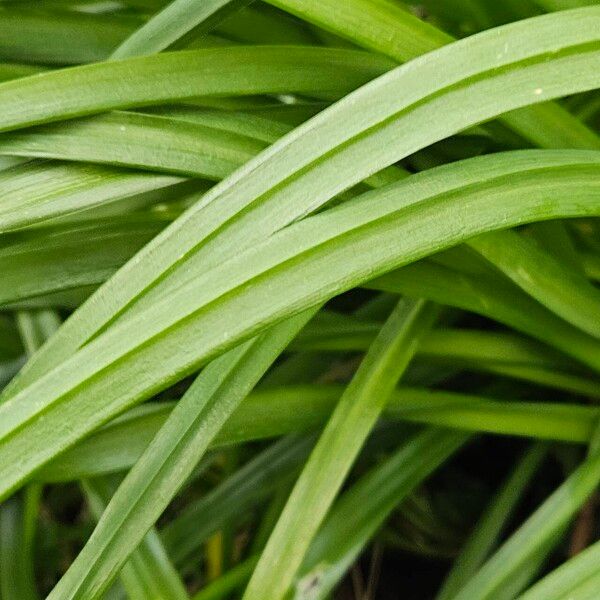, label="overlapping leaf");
[1,4,600,598]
